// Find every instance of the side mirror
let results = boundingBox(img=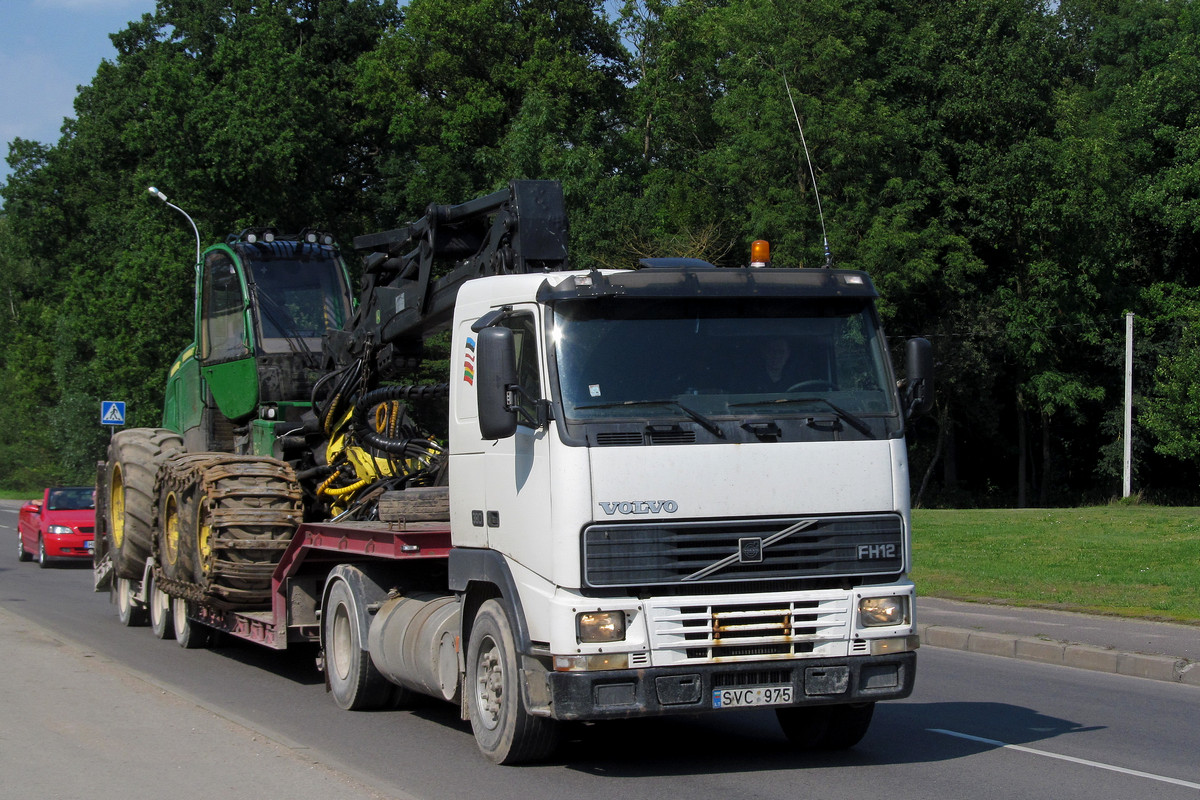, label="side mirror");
[904,337,934,418]
[477,326,519,440]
